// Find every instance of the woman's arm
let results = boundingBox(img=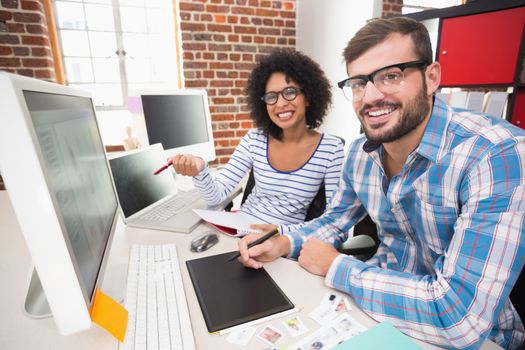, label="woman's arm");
[323,136,345,204]
[192,132,254,206]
